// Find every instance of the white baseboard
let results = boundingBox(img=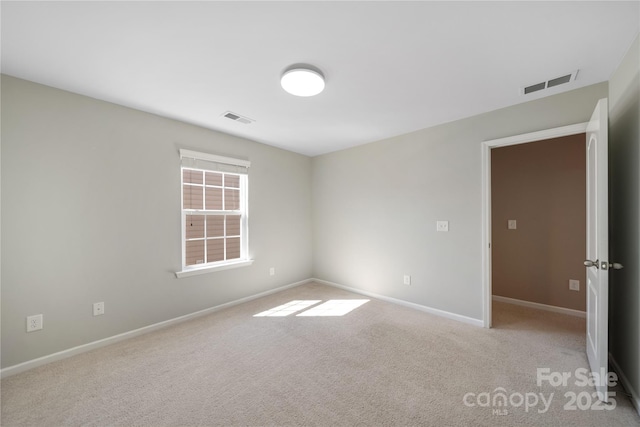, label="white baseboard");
[1,278,313,379]
[492,295,586,318]
[610,352,640,417]
[313,278,484,327]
